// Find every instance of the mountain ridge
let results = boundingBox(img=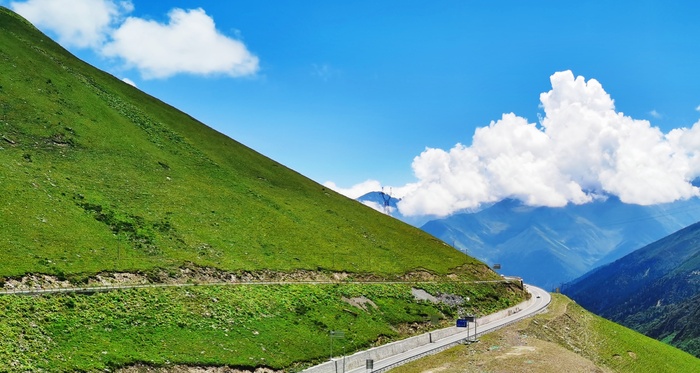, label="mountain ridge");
[418,196,700,289]
[563,220,700,357]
